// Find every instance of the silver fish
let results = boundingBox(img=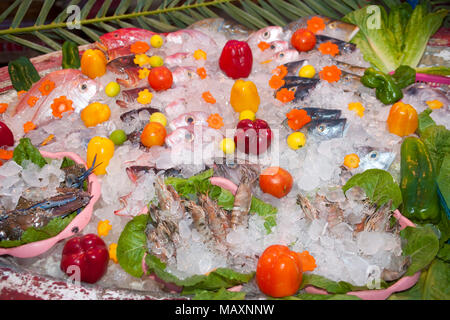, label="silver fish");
[281,107,342,130]
[188,17,251,40]
[316,35,356,54]
[276,76,320,102]
[356,146,396,171]
[284,15,359,42]
[283,59,365,78]
[306,119,347,140]
[246,26,284,47]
